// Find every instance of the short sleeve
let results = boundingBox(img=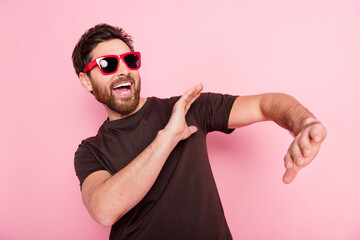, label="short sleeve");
[74,142,106,189]
[189,93,238,134]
